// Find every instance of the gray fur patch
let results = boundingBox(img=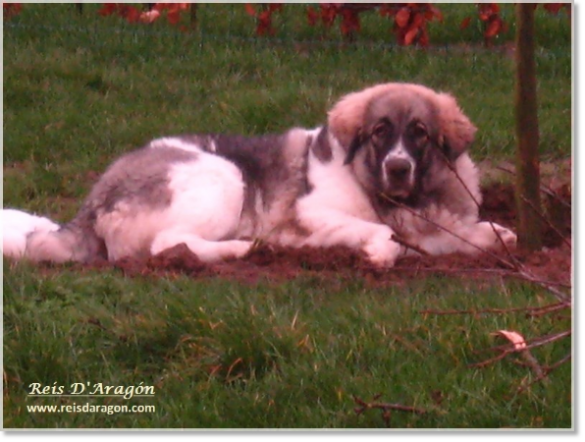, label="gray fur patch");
[95,146,196,213]
[311,126,333,163]
[59,146,197,261]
